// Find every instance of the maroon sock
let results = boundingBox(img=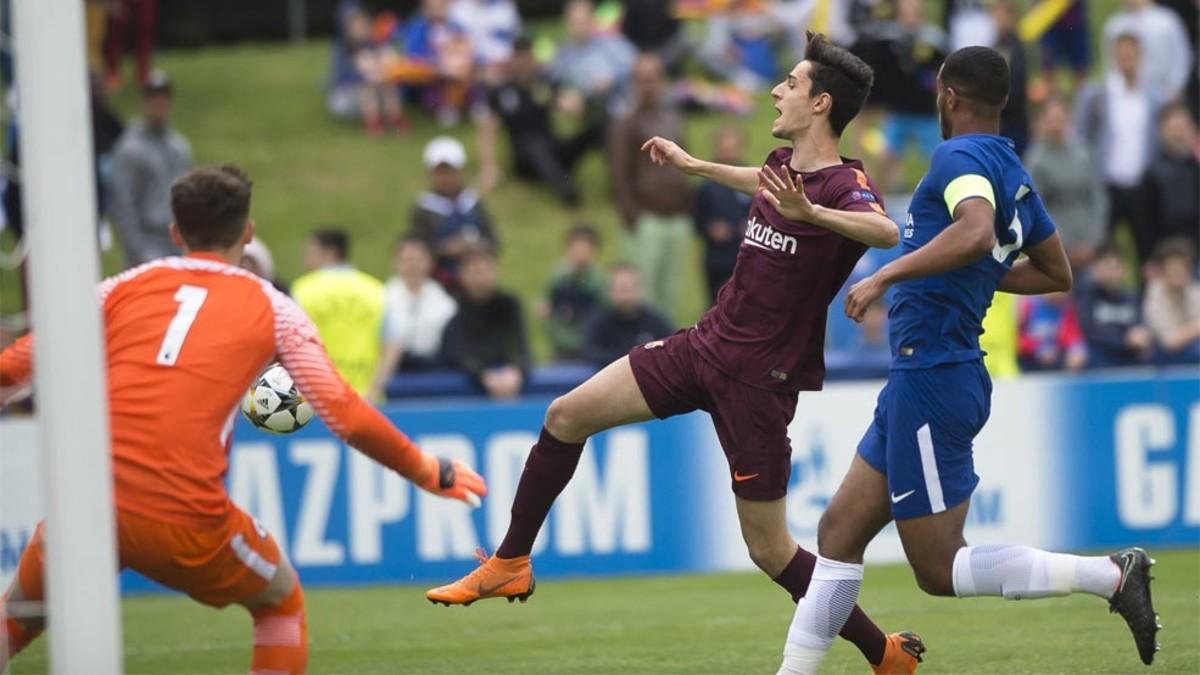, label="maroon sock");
[772,546,887,666]
[495,427,585,559]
